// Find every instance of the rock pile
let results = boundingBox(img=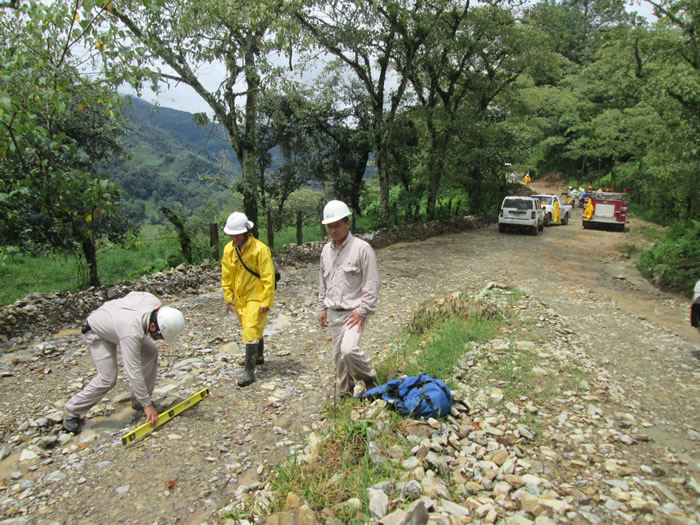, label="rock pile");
[0,262,220,347]
[223,291,700,525]
[276,216,489,266]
